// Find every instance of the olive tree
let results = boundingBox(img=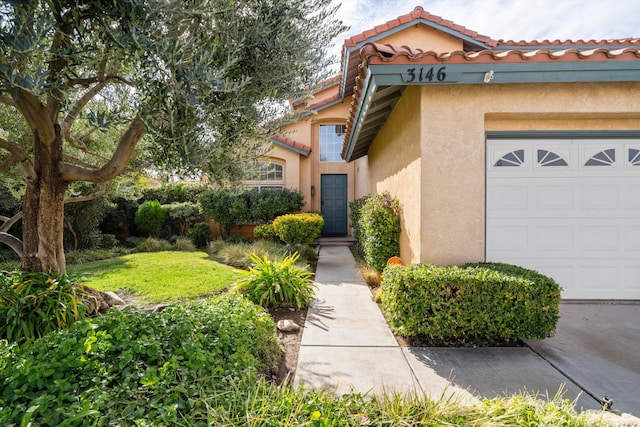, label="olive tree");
[0,0,345,272]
